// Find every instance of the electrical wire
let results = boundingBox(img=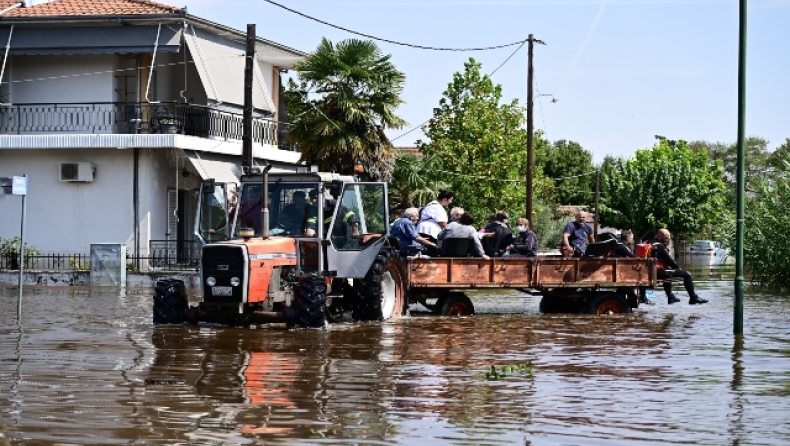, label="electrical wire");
[261,0,528,51]
[390,36,529,142]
